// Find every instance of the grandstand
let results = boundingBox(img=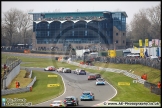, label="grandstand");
[28,11,128,51]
